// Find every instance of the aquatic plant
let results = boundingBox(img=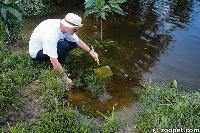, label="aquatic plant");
[68,47,109,98]
[84,69,107,98]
